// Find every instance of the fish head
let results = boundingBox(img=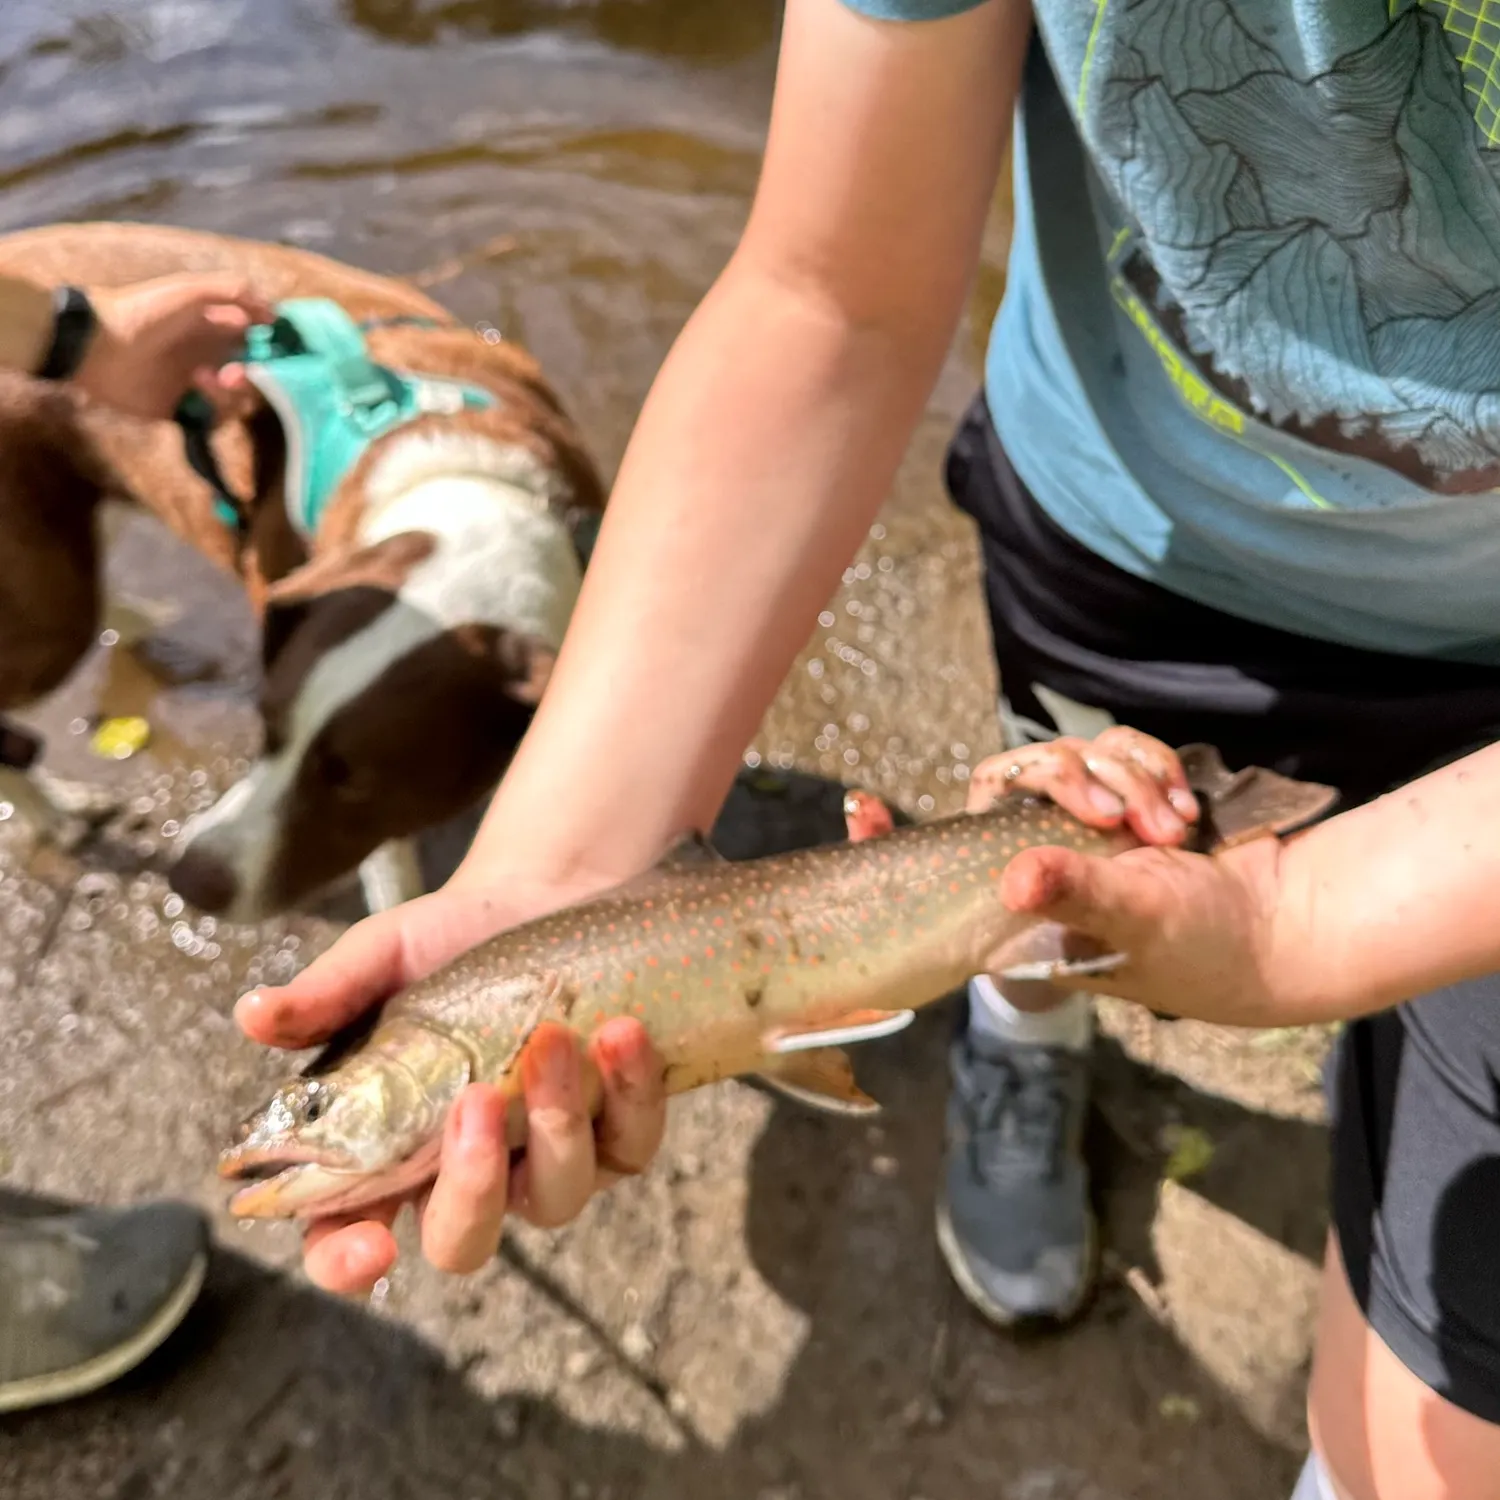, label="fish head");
[220,1019,472,1219]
